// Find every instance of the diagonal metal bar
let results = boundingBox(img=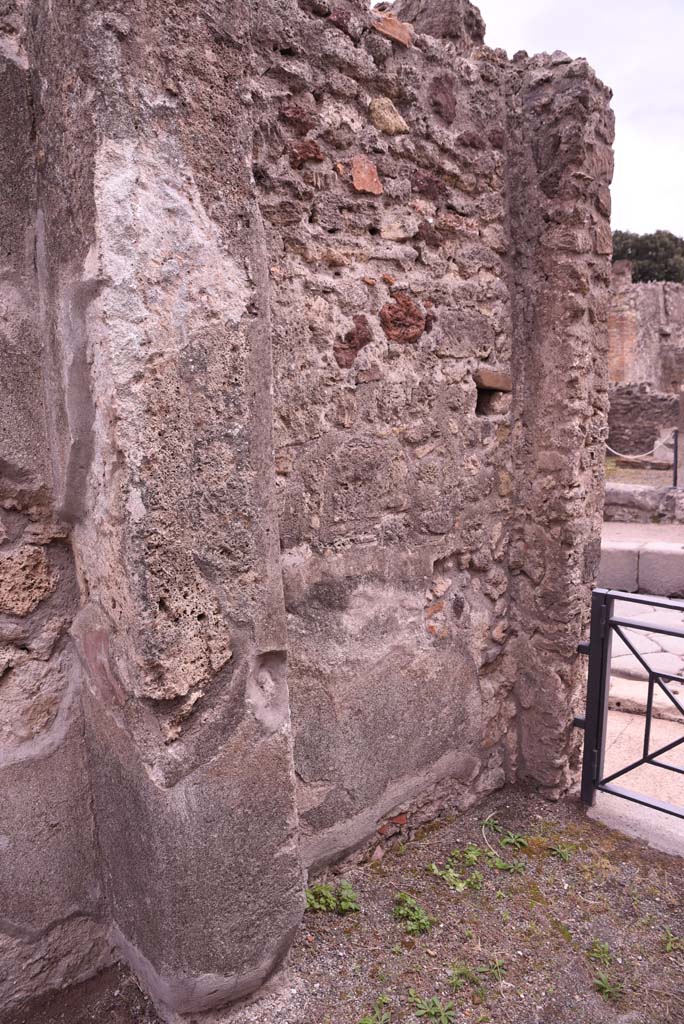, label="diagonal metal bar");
[650,759,684,775]
[600,755,648,787]
[599,730,684,787]
[653,675,684,718]
[611,623,656,677]
[643,673,655,759]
